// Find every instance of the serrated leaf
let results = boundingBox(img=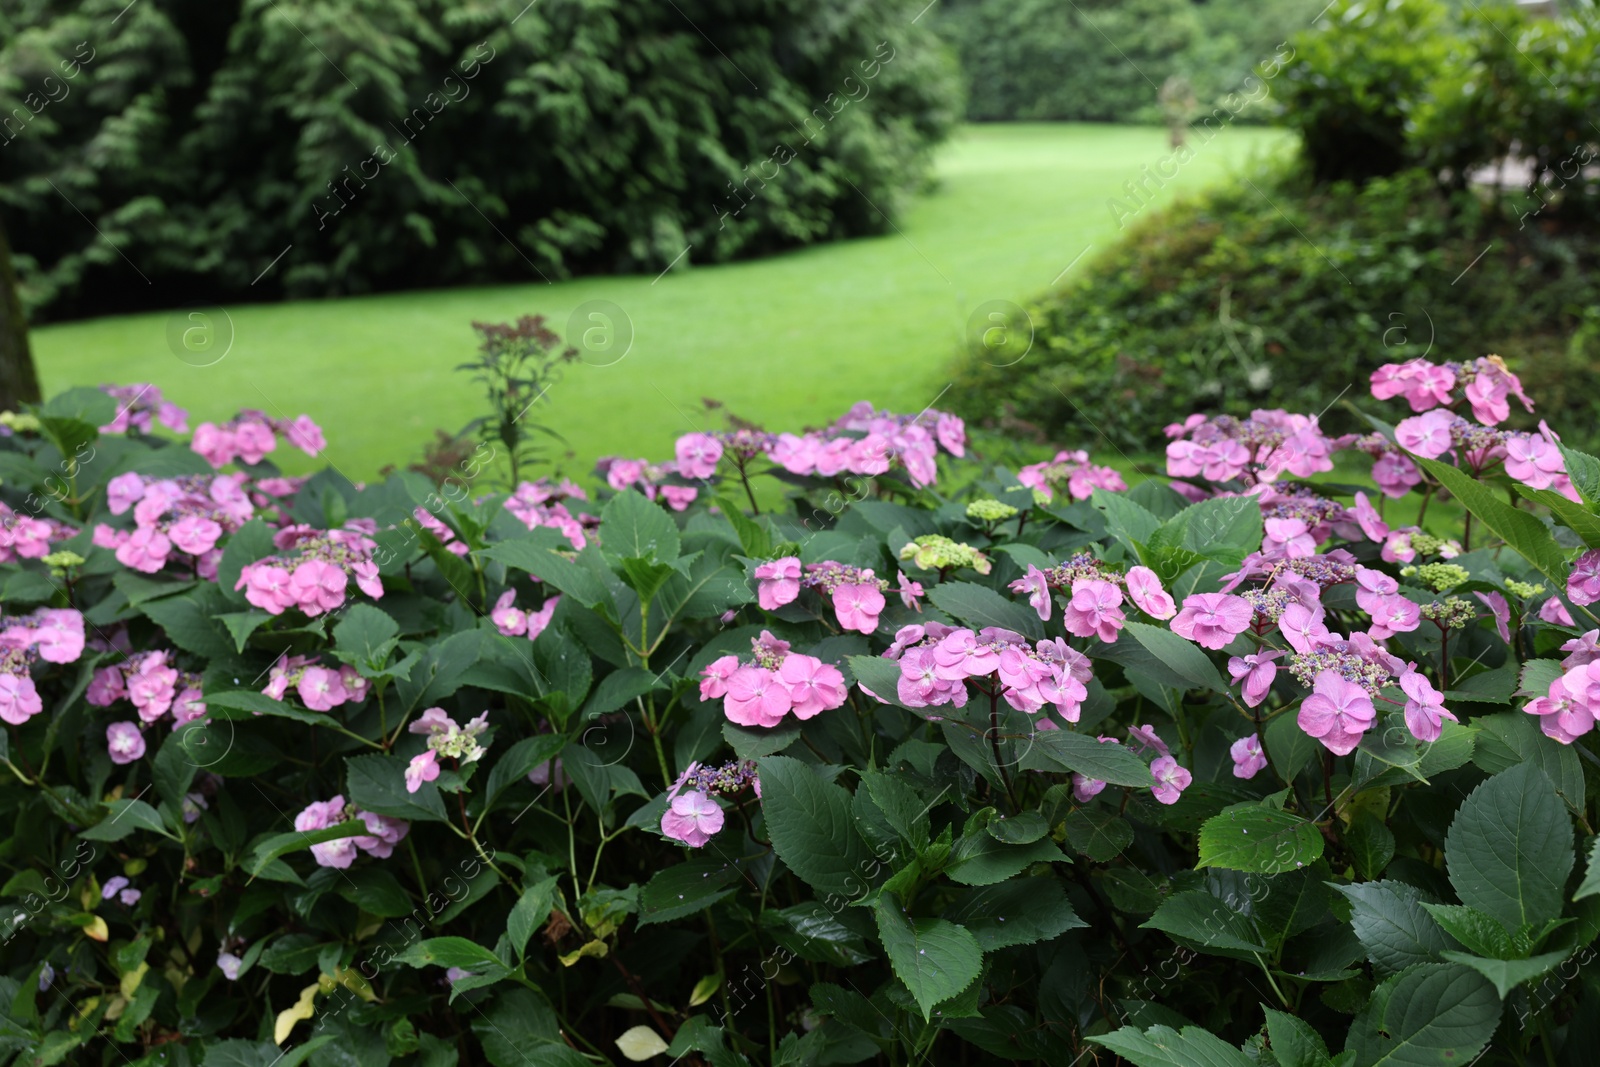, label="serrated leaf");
[1344,963,1499,1066]
[1097,620,1229,693]
[1198,803,1323,875]
[1090,1023,1254,1067]
[757,756,876,901]
[1576,838,1600,901]
[1439,948,1569,999]
[80,799,174,842]
[1332,881,1450,976]
[1063,809,1134,861]
[1263,1007,1335,1067]
[945,834,1064,886]
[346,753,450,823]
[942,877,1086,951]
[1471,711,1585,815]
[1446,764,1573,933]
[1520,485,1600,548]
[638,861,744,927]
[1143,890,1267,955]
[1419,904,1515,959]
[872,899,982,1020]
[507,877,560,960]
[1409,455,1569,588]
[601,490,680,563]
[1023,729,1155,787]
[926,581,1043,640]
